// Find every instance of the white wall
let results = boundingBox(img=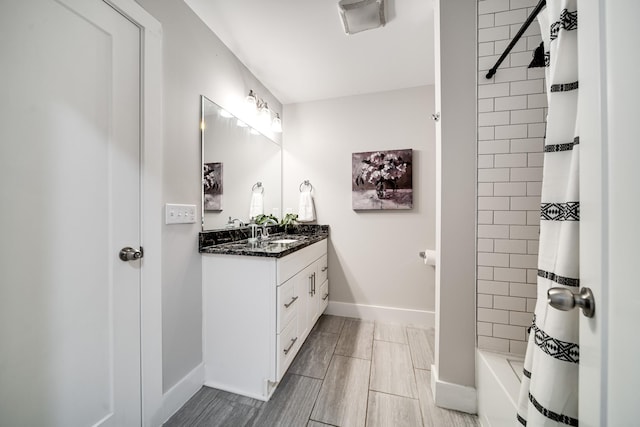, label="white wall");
[476,0,546,355]
[135,0,283,393]
[283,86,436,319]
